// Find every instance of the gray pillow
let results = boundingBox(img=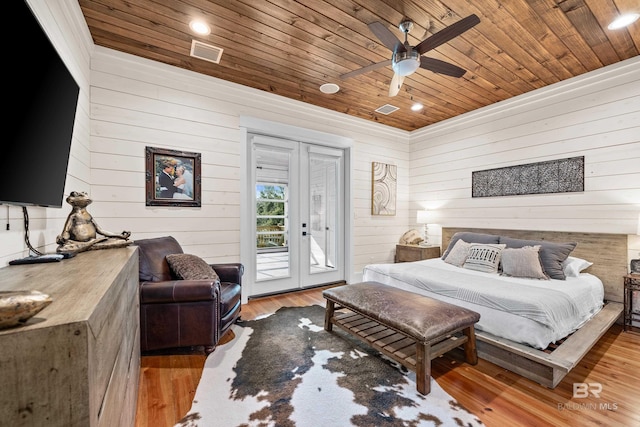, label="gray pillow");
[499,236,577,280]
[462,243,506,274]
[443,239,471,267]
[442,232,500,259]
[166,254,220,281]
[501,245,549,280]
